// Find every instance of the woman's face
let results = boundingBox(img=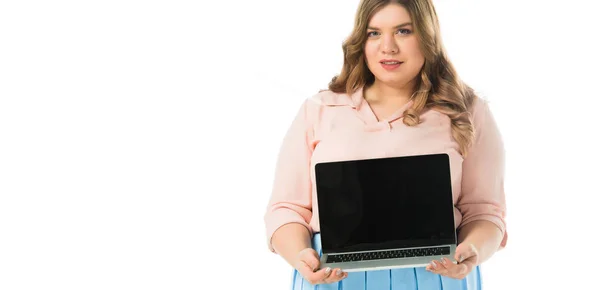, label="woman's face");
[364,3,425,89]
